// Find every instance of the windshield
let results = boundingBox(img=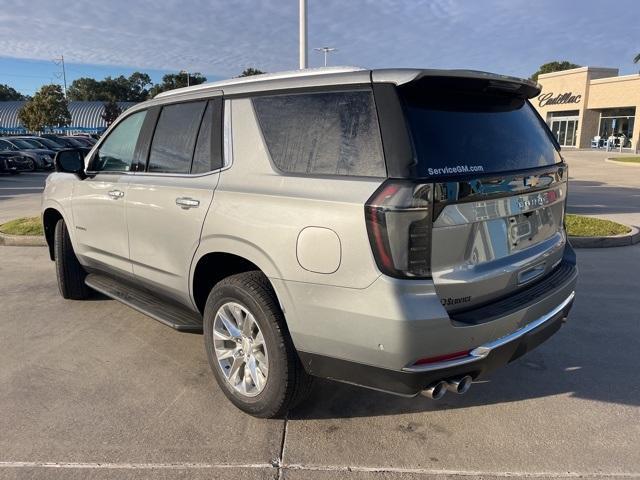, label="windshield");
[64,137,85,147]
[9,139,36,149]
[398,77,561,178]
[36,137,62,149]
[17,138,43,149]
